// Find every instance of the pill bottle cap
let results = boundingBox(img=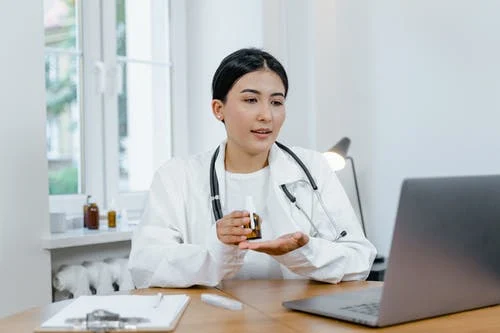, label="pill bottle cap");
[245,196,255,213]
